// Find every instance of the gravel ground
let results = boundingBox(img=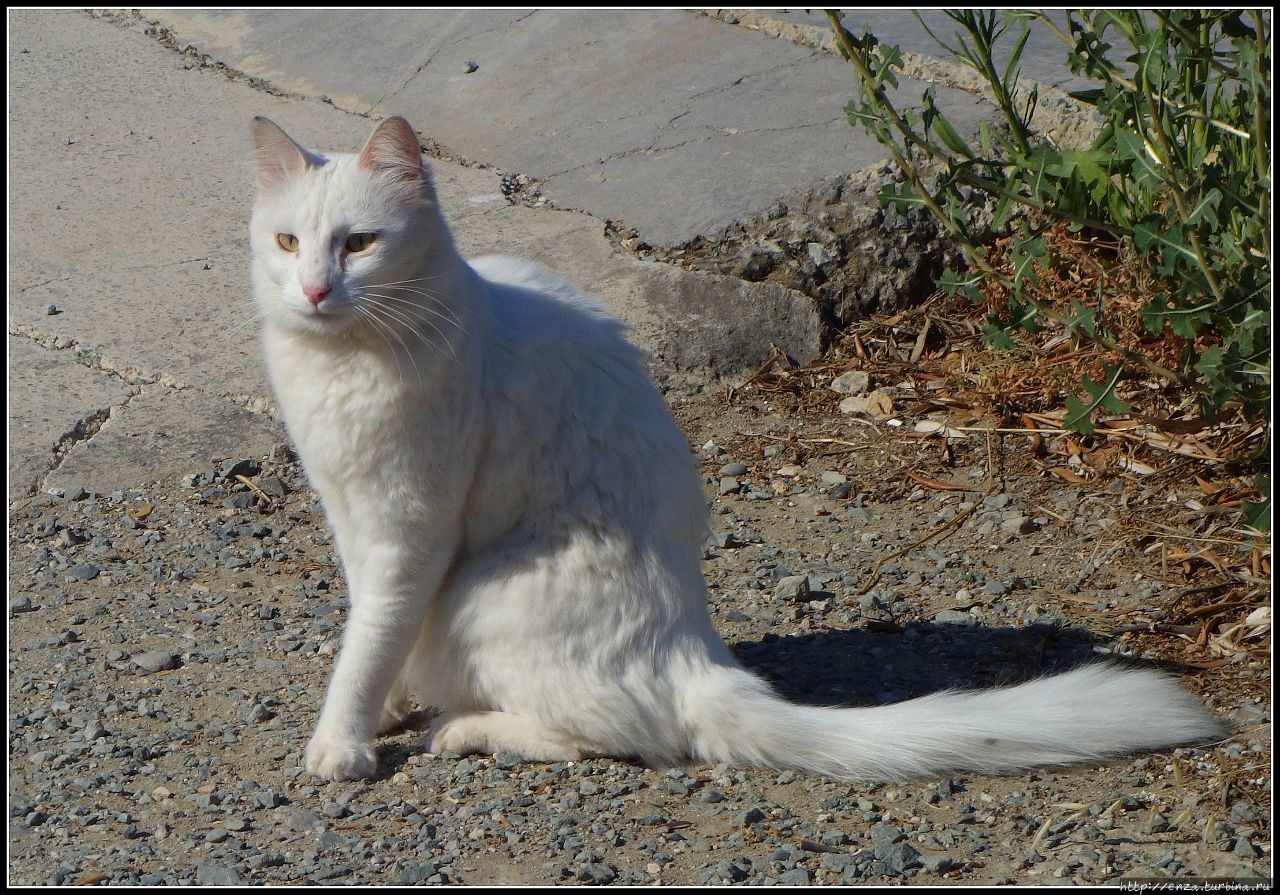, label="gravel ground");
[7,392,1270,886]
